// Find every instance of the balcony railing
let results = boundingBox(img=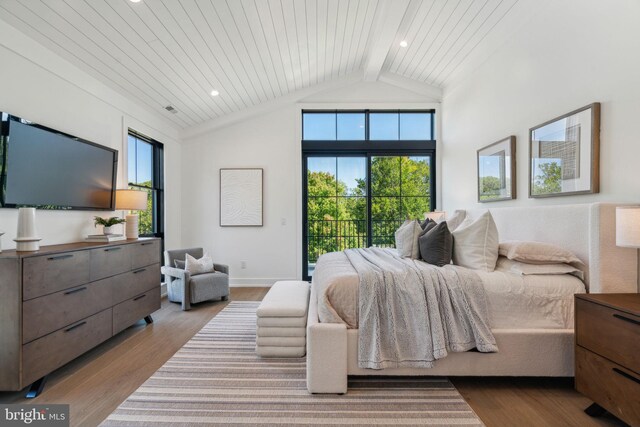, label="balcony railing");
[307,219,405,264]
